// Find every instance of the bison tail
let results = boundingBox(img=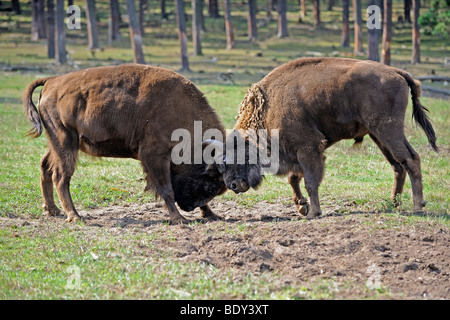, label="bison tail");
[22,77,51,138]
[397,70,439,152]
